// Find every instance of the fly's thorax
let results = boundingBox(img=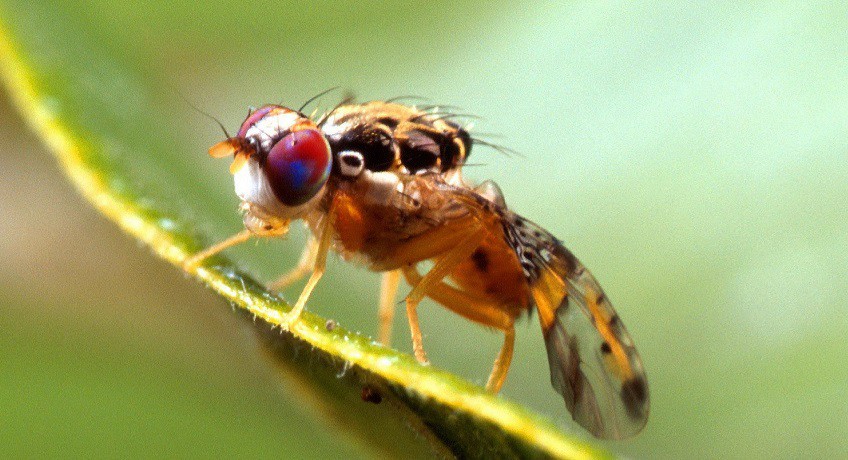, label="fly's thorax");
[326,168,409,216]
[212,101,473,233]
[320,101,472,180]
